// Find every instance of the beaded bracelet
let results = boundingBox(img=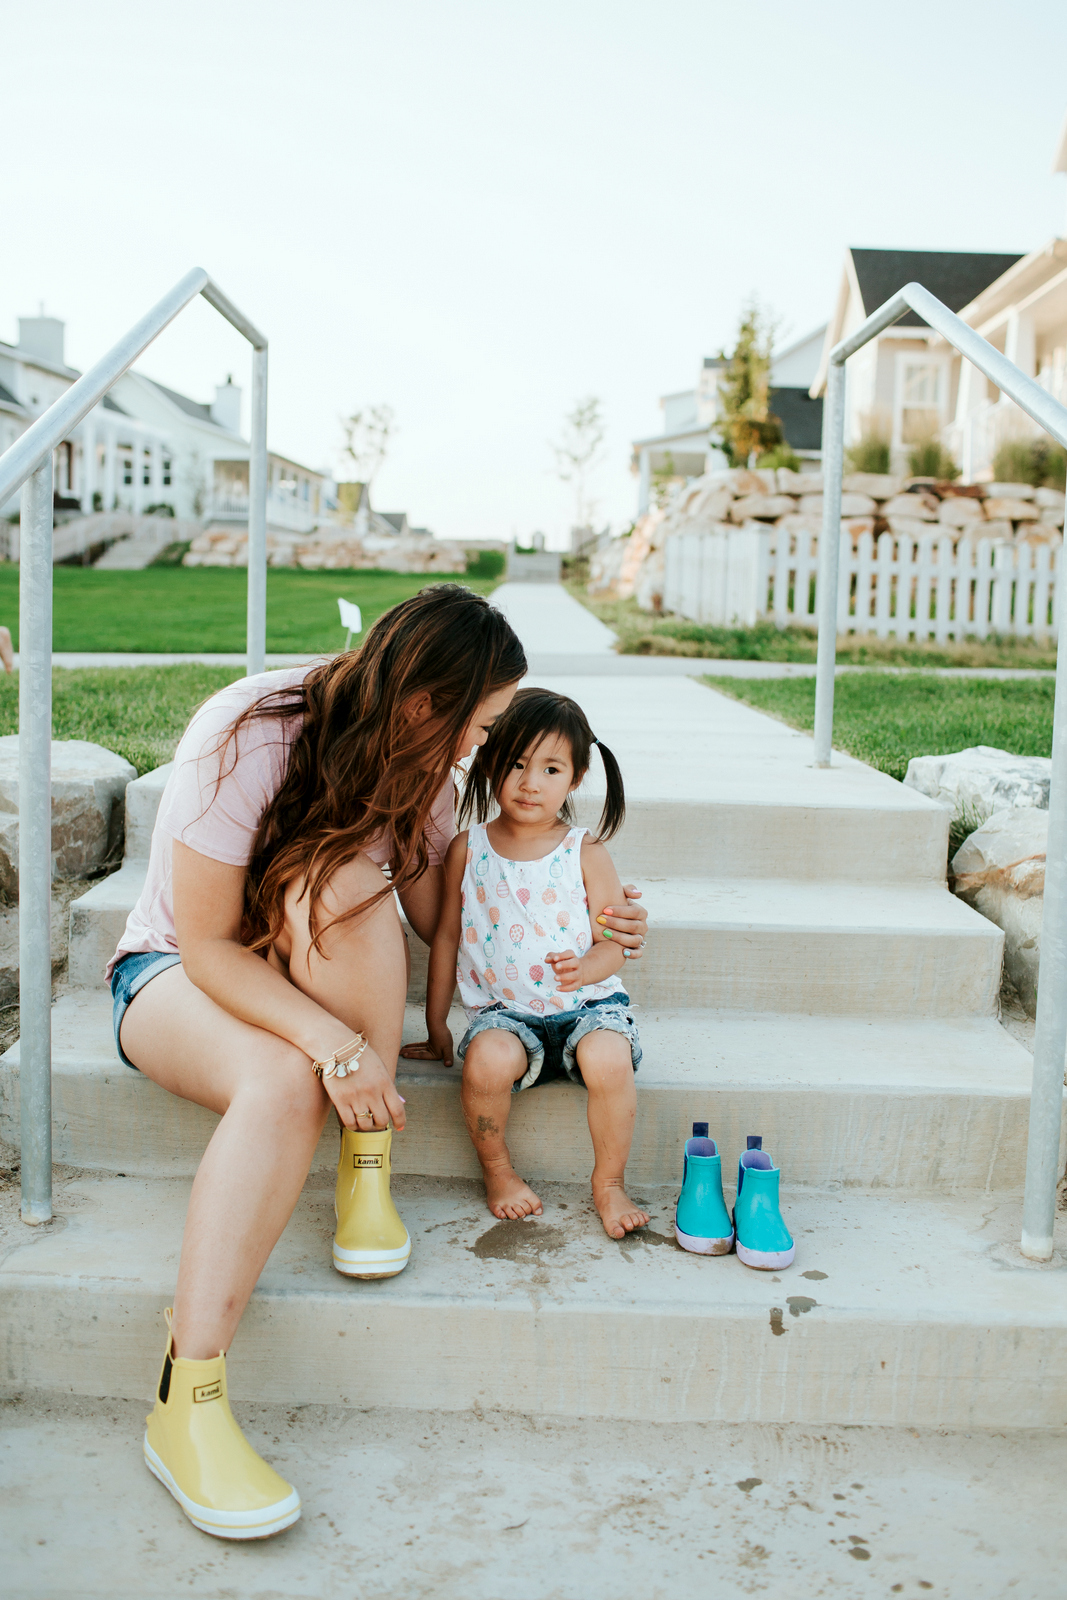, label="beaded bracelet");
[312,1034,369,1079]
